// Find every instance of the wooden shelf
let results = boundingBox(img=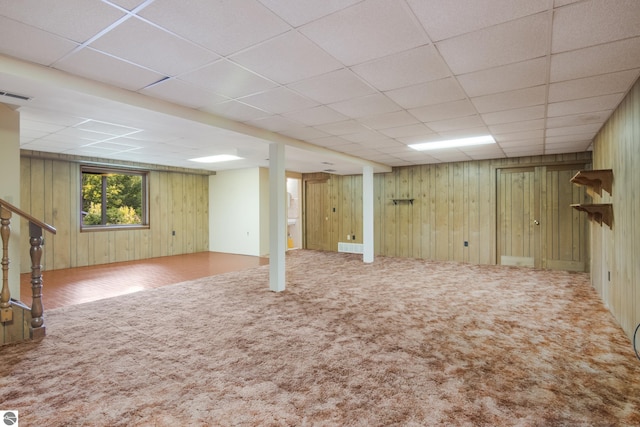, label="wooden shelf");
[570,169,613,197]
[571,204,613,228]
[392,198,414,205]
